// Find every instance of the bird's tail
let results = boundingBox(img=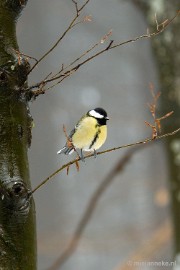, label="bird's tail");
[57,146,74,155]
